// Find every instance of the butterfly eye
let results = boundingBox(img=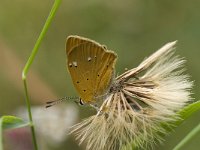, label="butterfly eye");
[79,98,84,105]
